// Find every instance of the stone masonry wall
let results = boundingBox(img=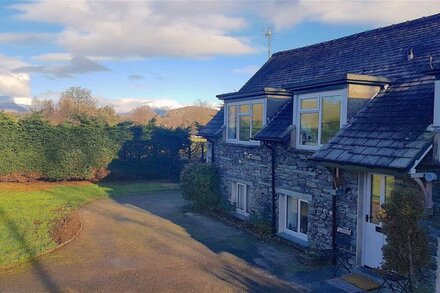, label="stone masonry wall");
[273,144,336,249]
[211,136,440,291]
[334,171,359,268]
[212,139,360,254]
[213,140,273,220]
